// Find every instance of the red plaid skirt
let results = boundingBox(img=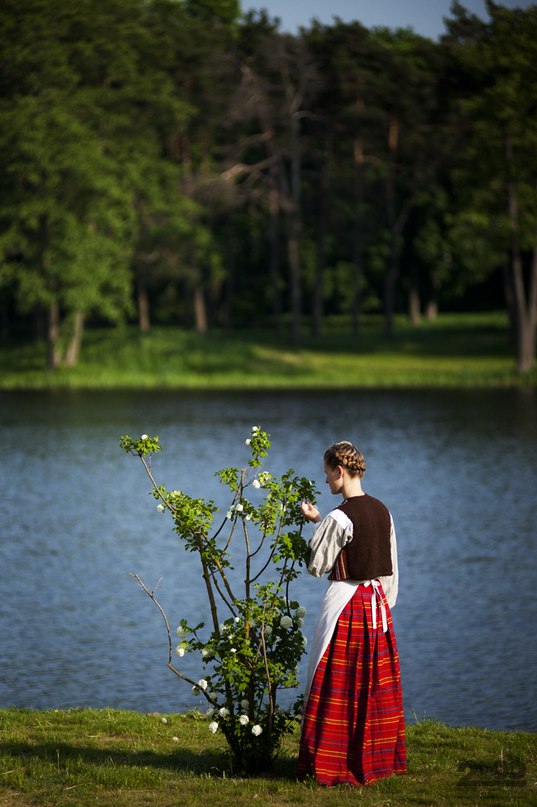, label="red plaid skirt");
[297,583,407,786]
